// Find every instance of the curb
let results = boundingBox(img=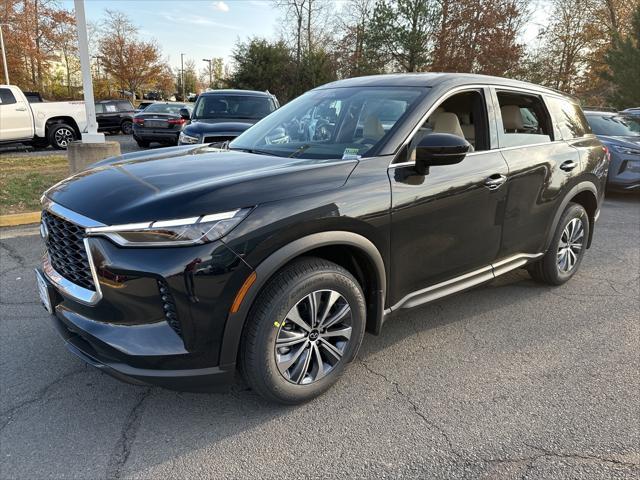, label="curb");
[0,212,41,227]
